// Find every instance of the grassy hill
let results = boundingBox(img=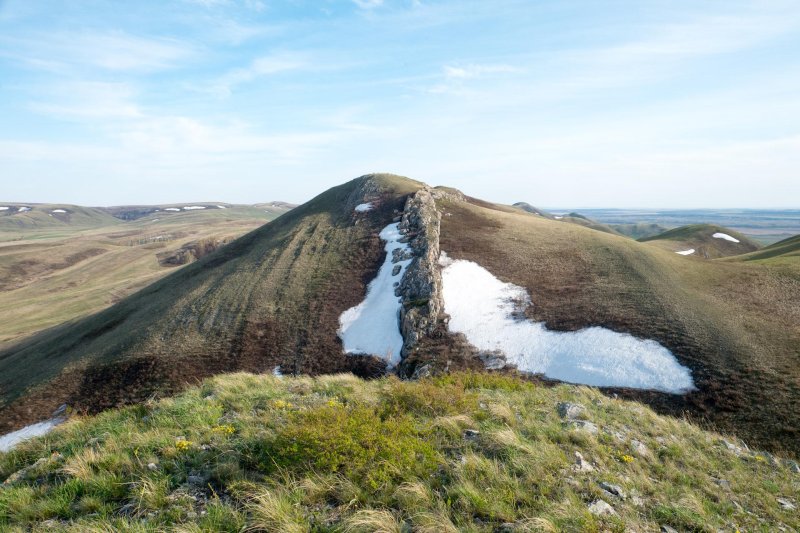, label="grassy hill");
[511,202,554,219]
[0,204,122,241]
[639,224,760,258]
[735,234,800,264]
[608,223,669,240]
[1,372,798,531]
[434,195,800,455]
[0,174,422,435]
[0,204,291,349]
